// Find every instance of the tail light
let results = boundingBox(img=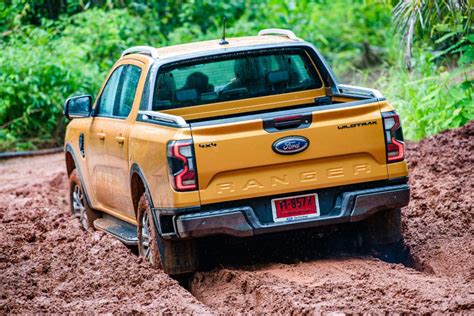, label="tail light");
[382,111,405,163]
[167,140,197,191]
